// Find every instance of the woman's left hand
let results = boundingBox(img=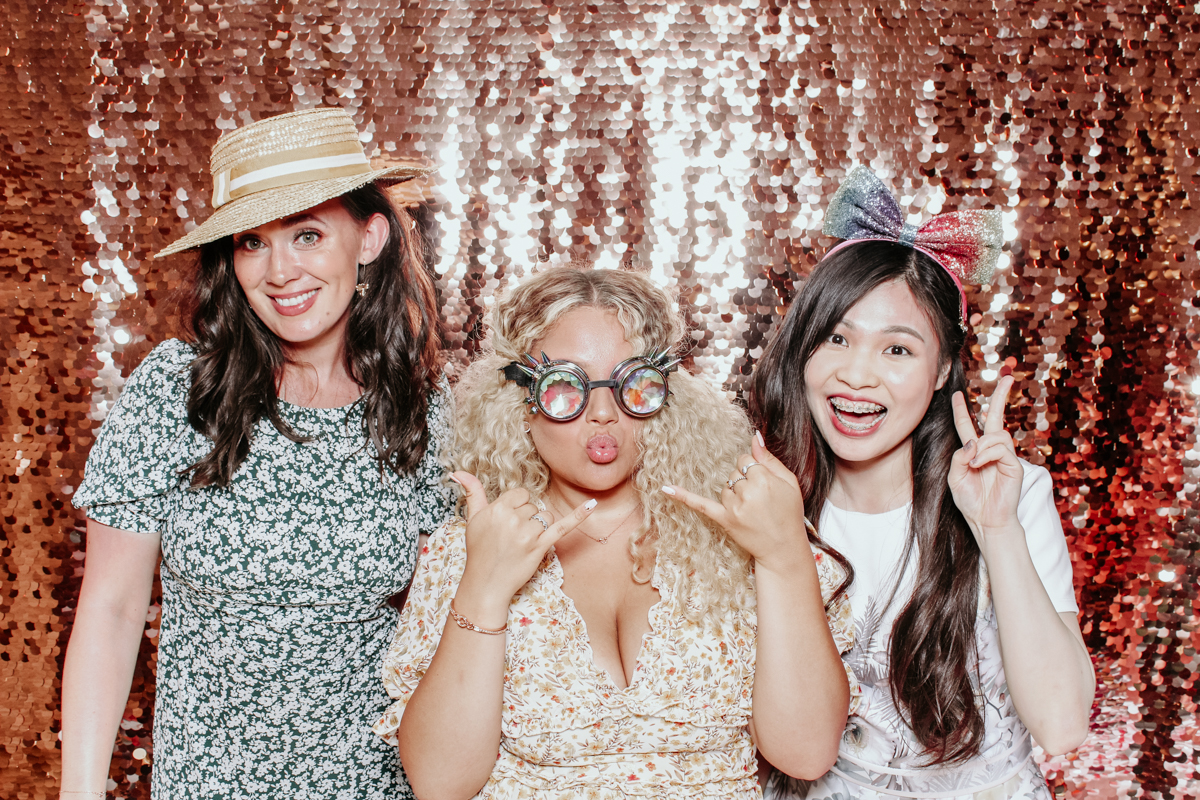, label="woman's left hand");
[662,433,810,574]
[948,375,1024,540]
